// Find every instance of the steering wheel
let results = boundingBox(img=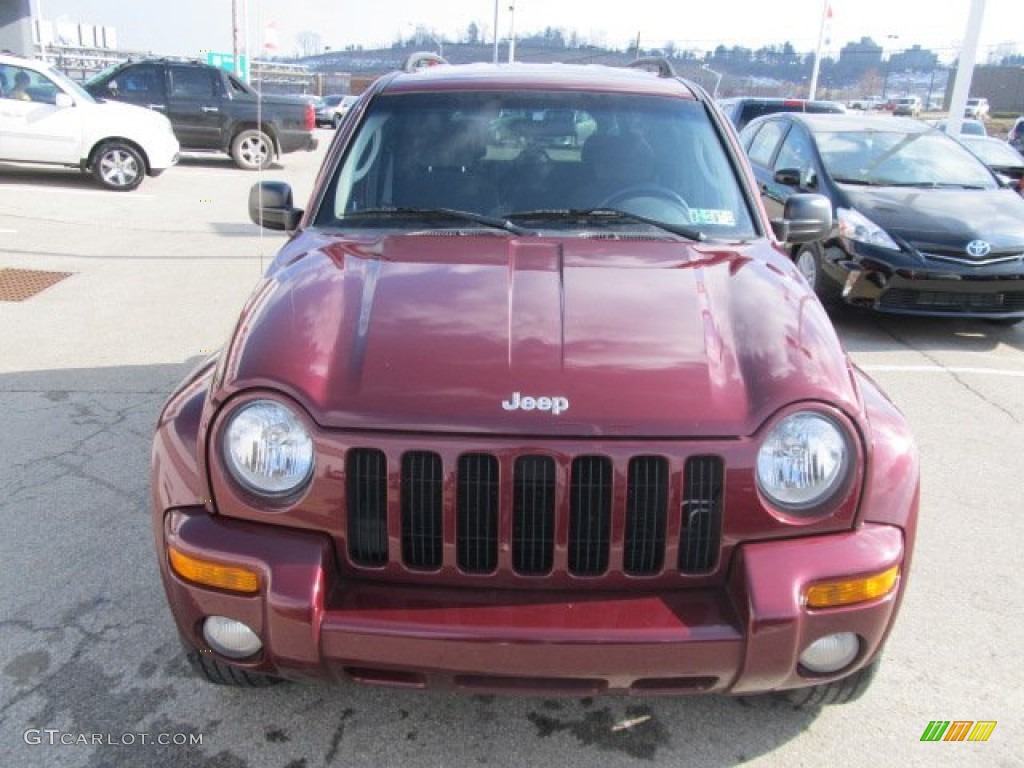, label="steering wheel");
[599,184,691,223]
